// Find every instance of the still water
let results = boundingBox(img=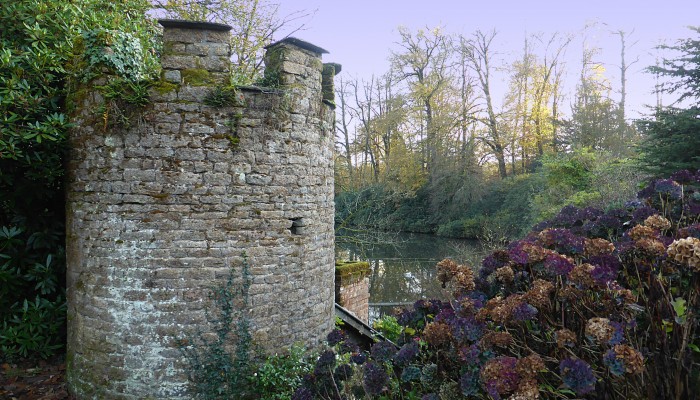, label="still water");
[335,231,486,322]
